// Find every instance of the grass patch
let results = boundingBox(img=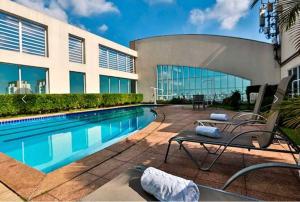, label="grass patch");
[281,127,300,145]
